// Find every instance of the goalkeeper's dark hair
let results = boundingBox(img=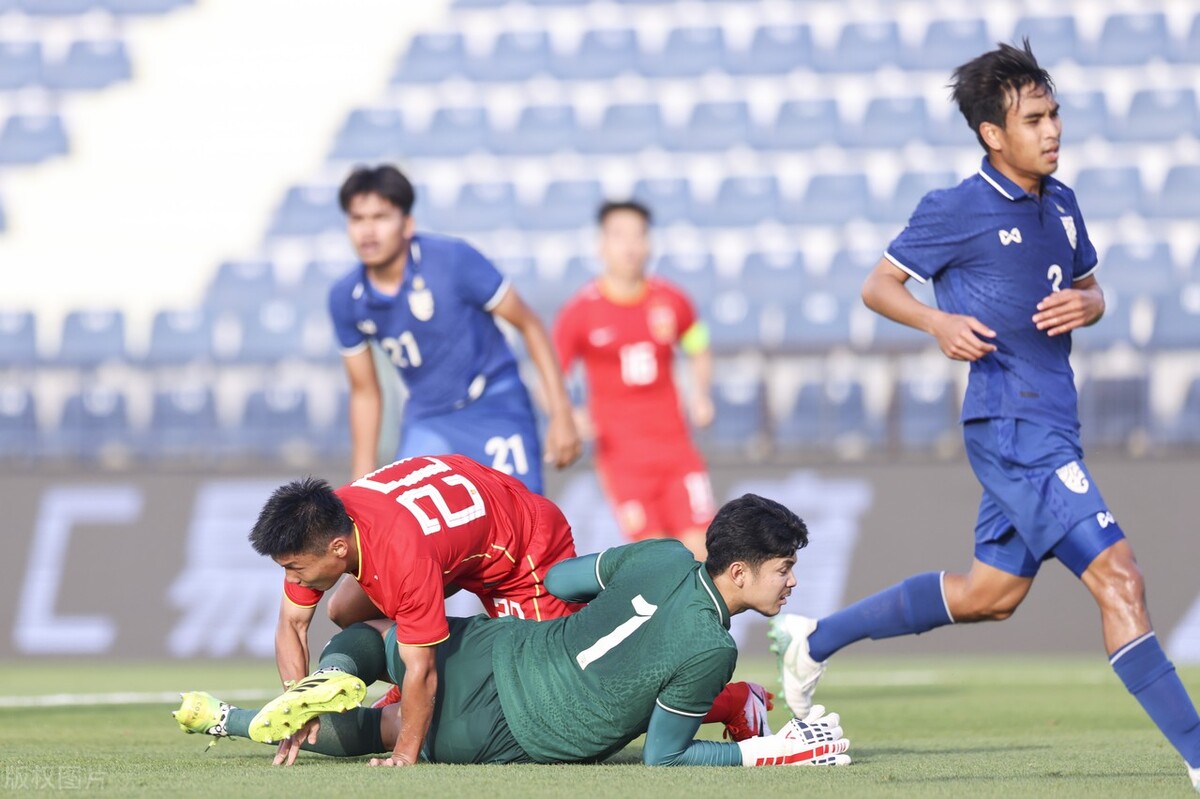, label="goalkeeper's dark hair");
[339,164,416,215]
[950,38,1054,151]
[249,477,352,557]
[704,494,808,577]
